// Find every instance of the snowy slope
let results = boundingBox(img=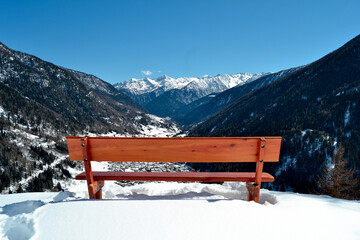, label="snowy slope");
[1,182,359,240]
[0,112,181,194]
